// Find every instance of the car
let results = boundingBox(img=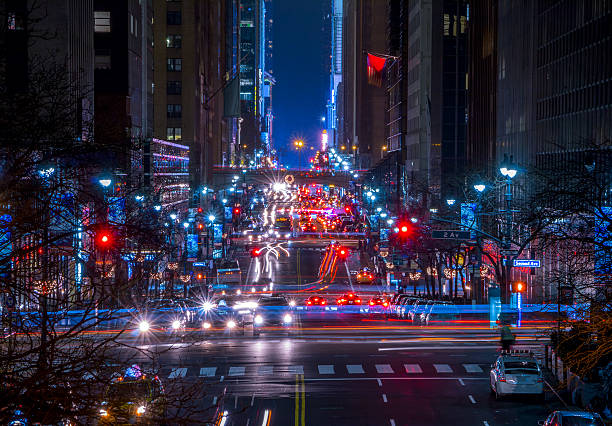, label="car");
[305,295,327,308]
[490,351,544,399]
[368,297,389,308]
[301,222,317,232]
[538,410,604,425]
[398,297,419,319]
[98,365,166,424]
[355,268,375,284]
[419,301,457,324]
[196,296,250,334]
[253,296,295,335]
[336,293,362,306]
[138,299,190,335]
